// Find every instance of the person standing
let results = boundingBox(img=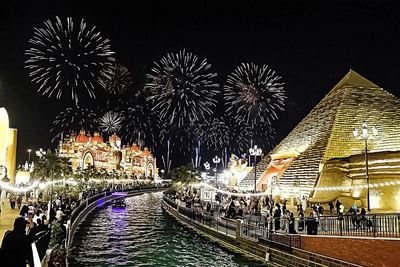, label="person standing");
[289,212,297,234]
[9,193,16,210]
[306,213,318,235]
[1,217,33,266]
[328,201,334,214]
[273,203,281,231]
[16,194,22,210]
[335,200,341,215]
[298,210,305,232]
